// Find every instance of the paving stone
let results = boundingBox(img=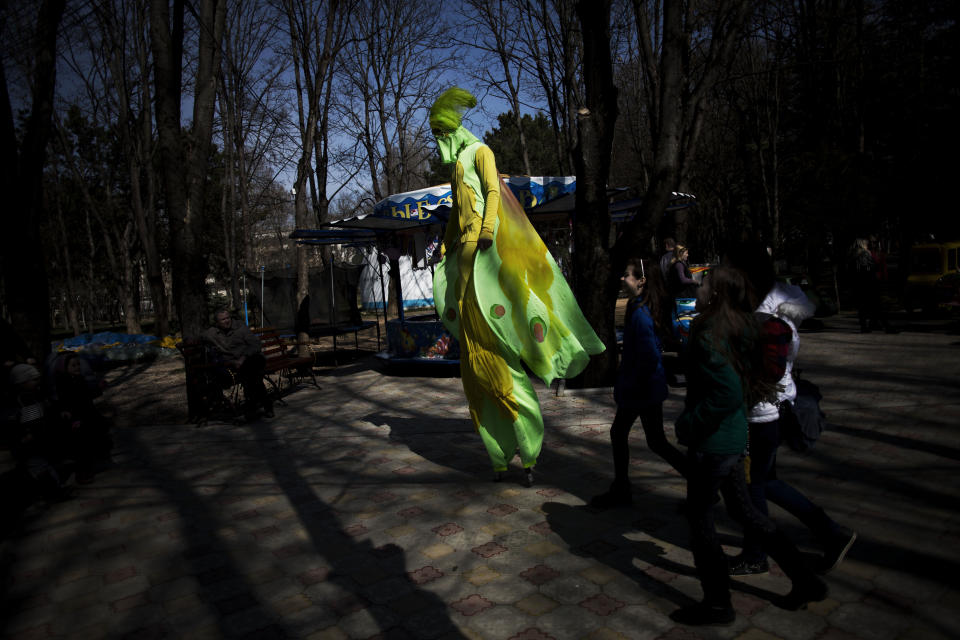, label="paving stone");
[100,574,152,602]
[304,624,350,640]
[50,575,102,603]
[600,604,673,640]
[828,602,913,640]
[55,589,102,613]
[539,575,600,605]
[399,605,460,639]
[751,606,827,640]
[535,604,604,639]
[3,317,957,640]
[464,603,540,639]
